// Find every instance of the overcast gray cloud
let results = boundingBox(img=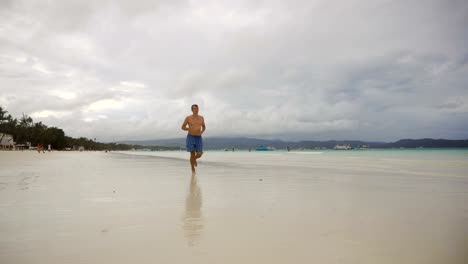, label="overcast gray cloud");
[1,0,467,142]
